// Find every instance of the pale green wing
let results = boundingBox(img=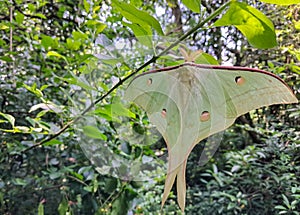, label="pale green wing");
[124,63,298,212]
